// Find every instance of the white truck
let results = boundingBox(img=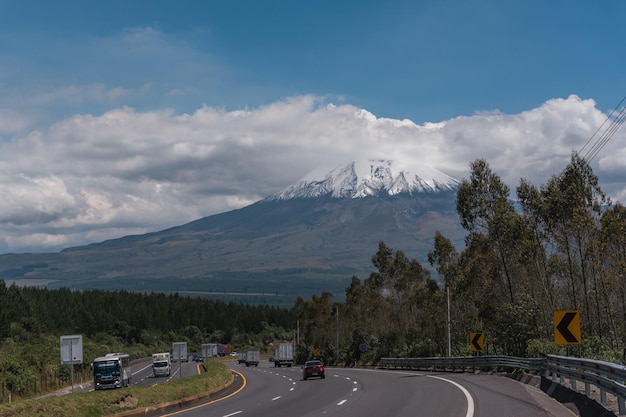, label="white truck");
[202,343,218,359]
[244,348,260,367]
[273,343,294,367]
[172,342,188,362]
[152,352,171,377]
